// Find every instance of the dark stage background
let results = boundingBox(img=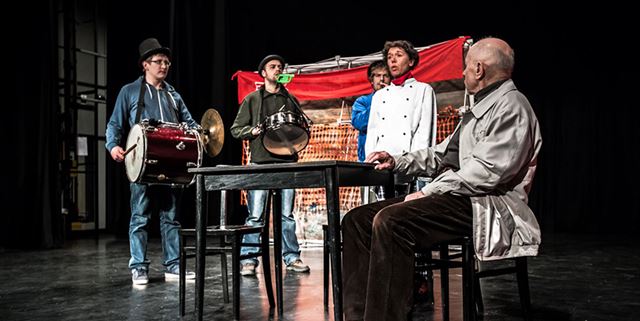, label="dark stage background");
[3,1,638,249]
